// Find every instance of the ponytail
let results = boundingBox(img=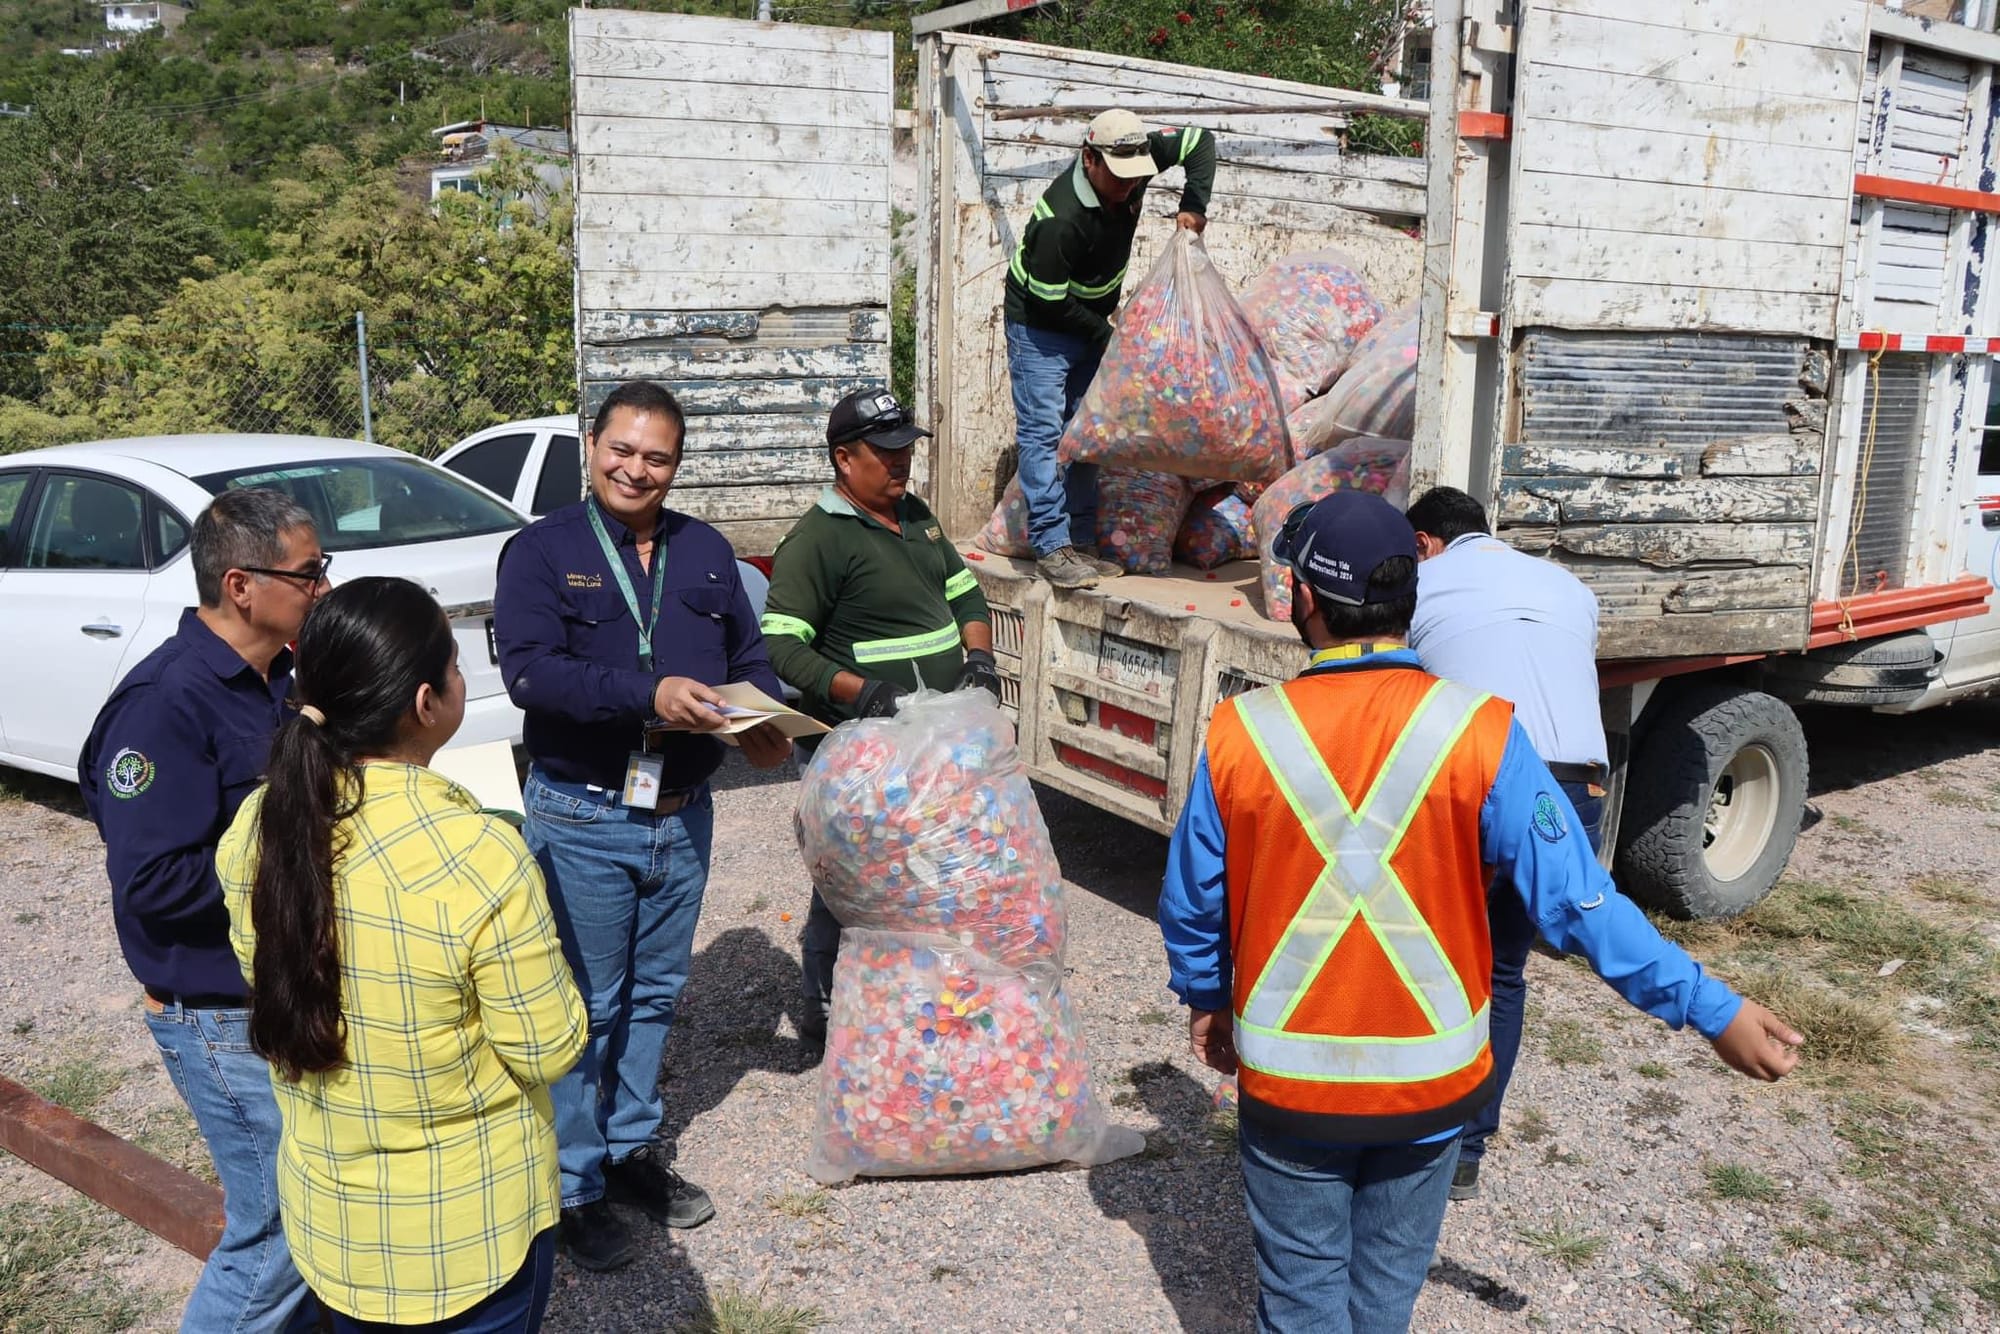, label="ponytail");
[244,577,455,1082]
[249,714,356,1081]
